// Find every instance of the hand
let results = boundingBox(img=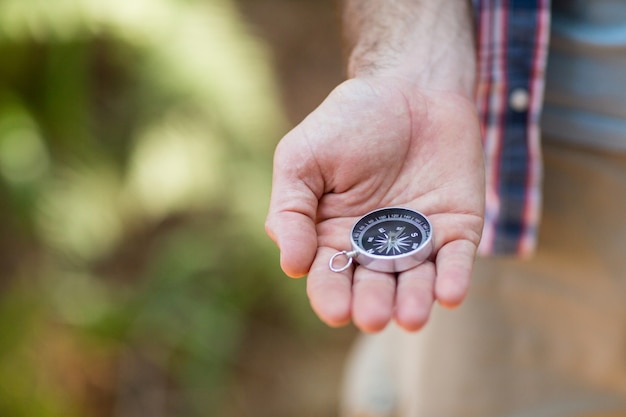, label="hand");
[265,77,484,333]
